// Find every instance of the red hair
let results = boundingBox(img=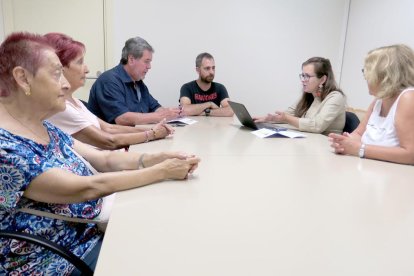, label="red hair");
[0,32,53,97]
[44,33,85,67]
